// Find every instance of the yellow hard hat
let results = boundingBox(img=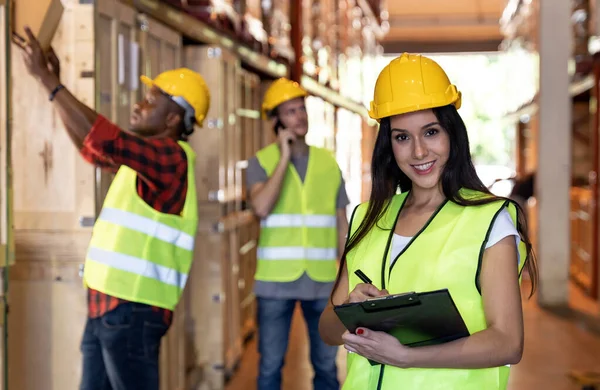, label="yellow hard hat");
[261,77,308,119]
[368,53,461,121]
[141,68,210,129]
